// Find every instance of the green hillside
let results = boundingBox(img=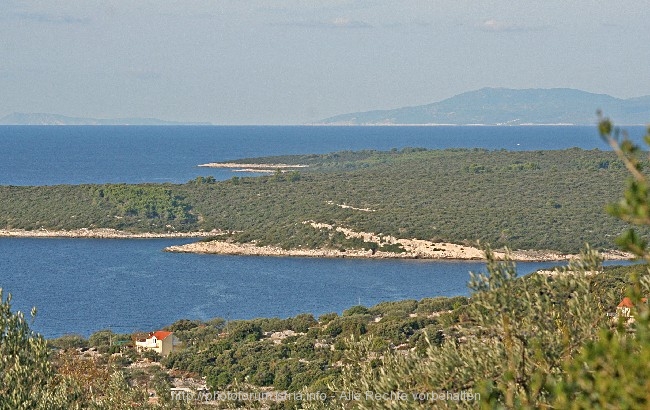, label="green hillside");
[0,147,642,253]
